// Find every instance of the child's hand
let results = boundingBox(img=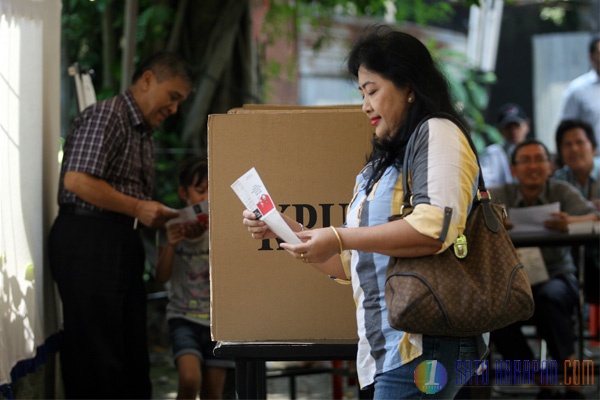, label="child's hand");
[166,223,186,245]
[183,221,207,240]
